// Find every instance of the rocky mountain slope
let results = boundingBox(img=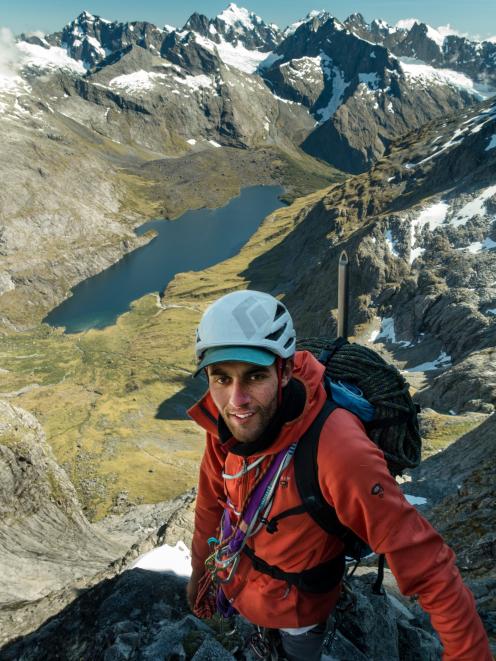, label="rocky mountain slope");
[405,413,496,649]
[261,12,483,172]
